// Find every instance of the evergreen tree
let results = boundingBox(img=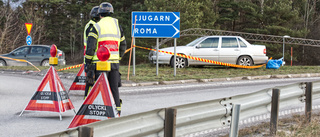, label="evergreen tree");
[1,0,320,65]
